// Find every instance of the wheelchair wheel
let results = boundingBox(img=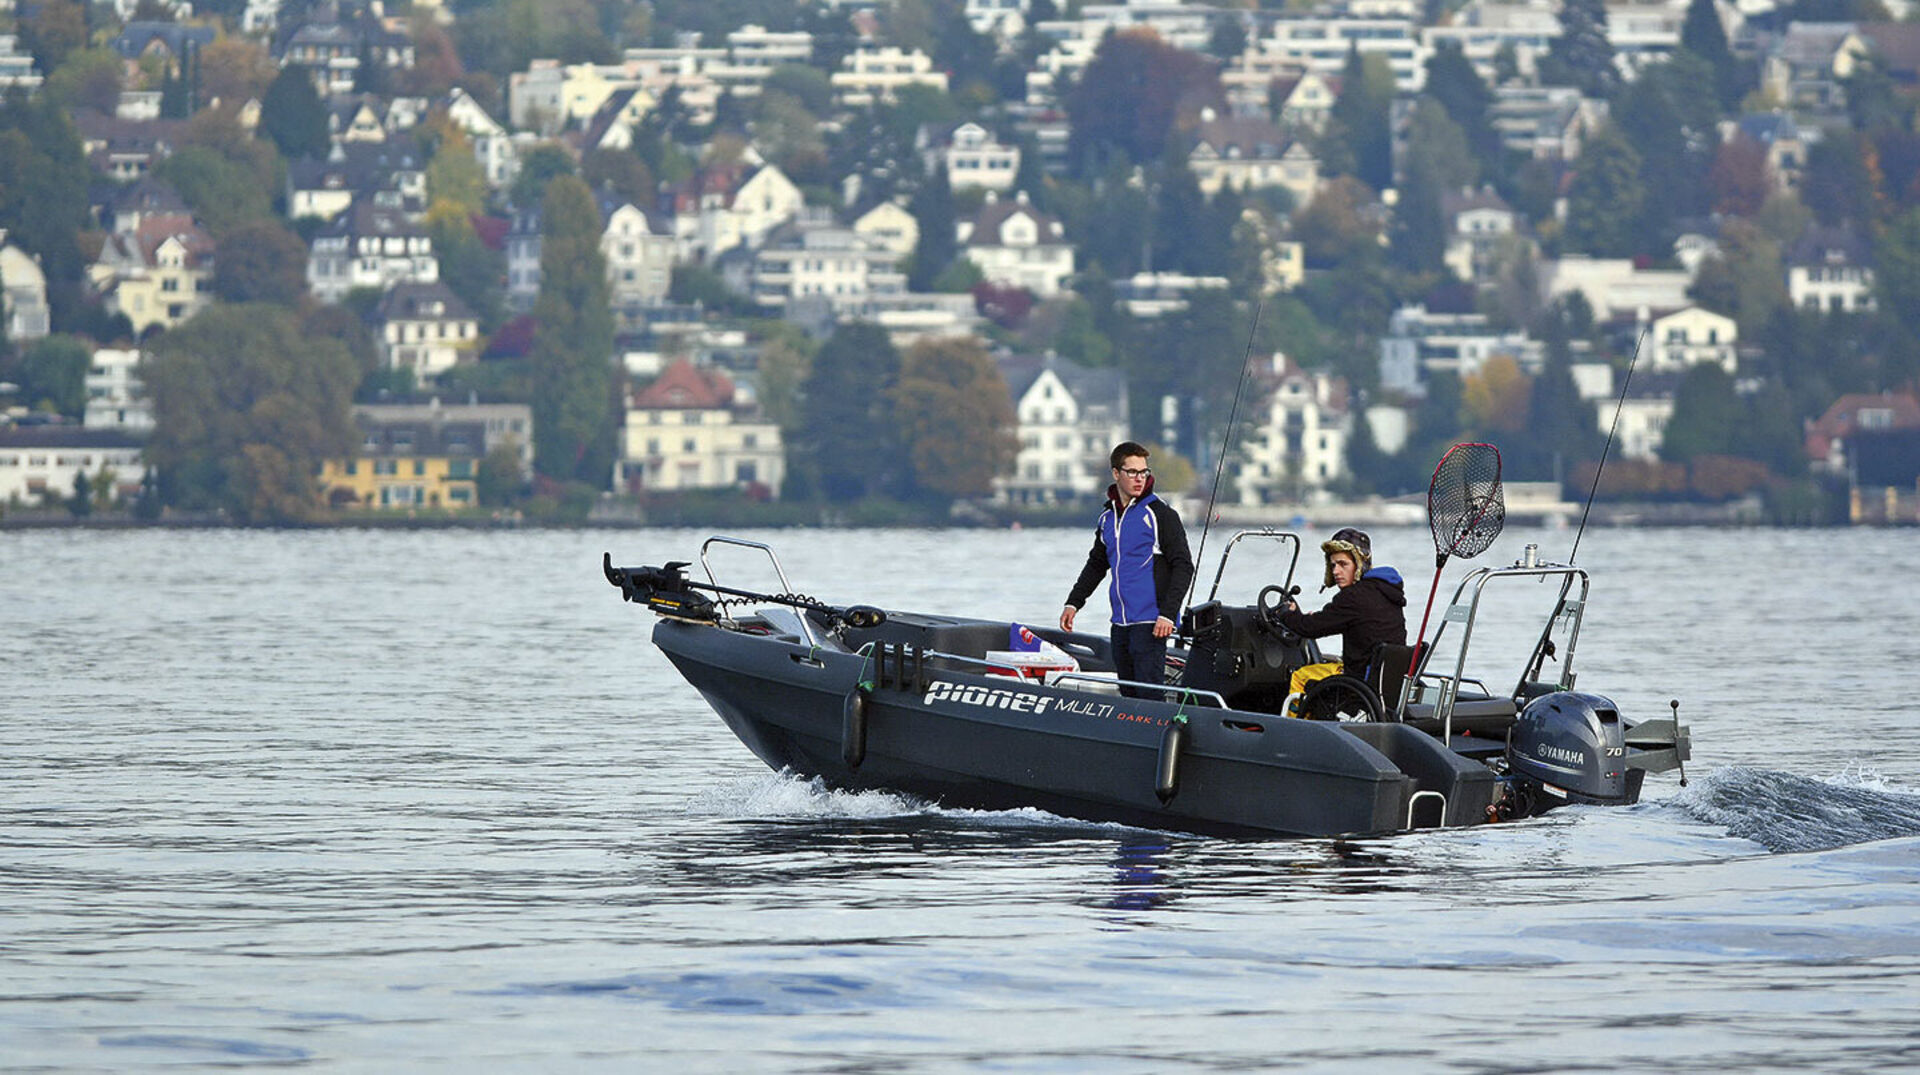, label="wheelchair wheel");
[1299,675,1387,722]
